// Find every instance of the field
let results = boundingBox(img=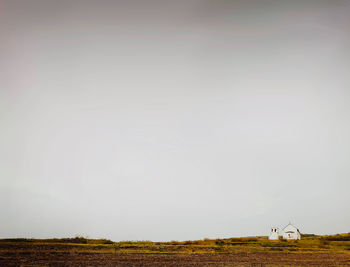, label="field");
[1,234,350,266]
